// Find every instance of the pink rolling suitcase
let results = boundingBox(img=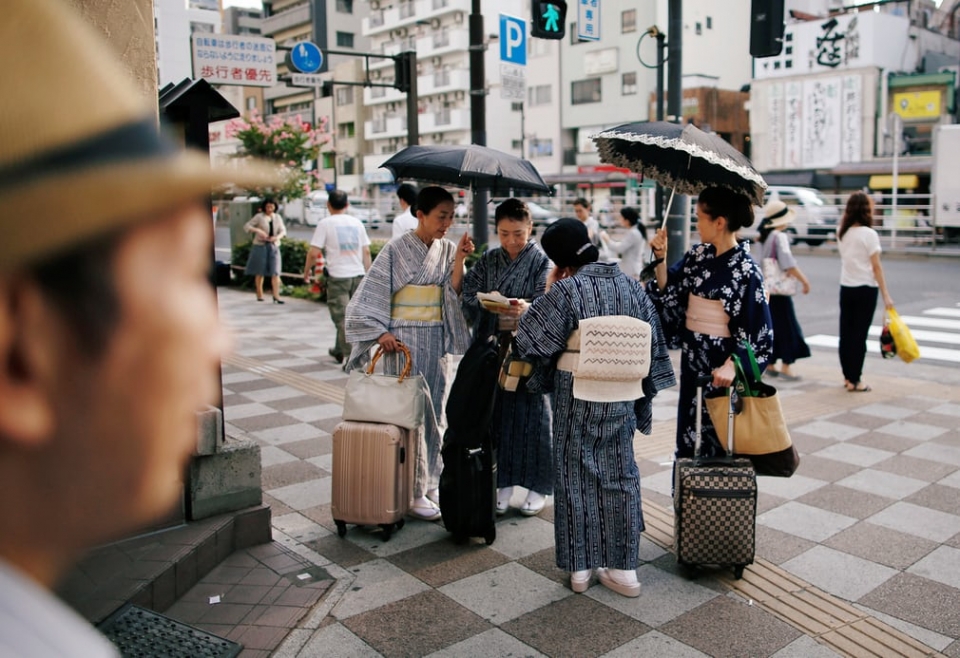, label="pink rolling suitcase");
[331,421,416,541]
